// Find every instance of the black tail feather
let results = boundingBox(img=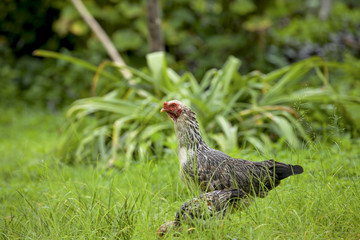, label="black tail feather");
[291,165,304,175]
[275,162,304,180]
